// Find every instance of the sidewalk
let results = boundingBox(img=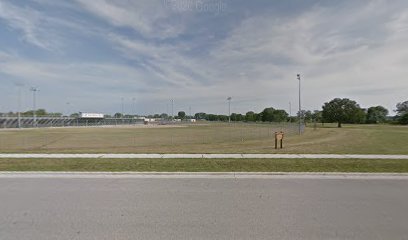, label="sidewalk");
[0,153,407,159]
